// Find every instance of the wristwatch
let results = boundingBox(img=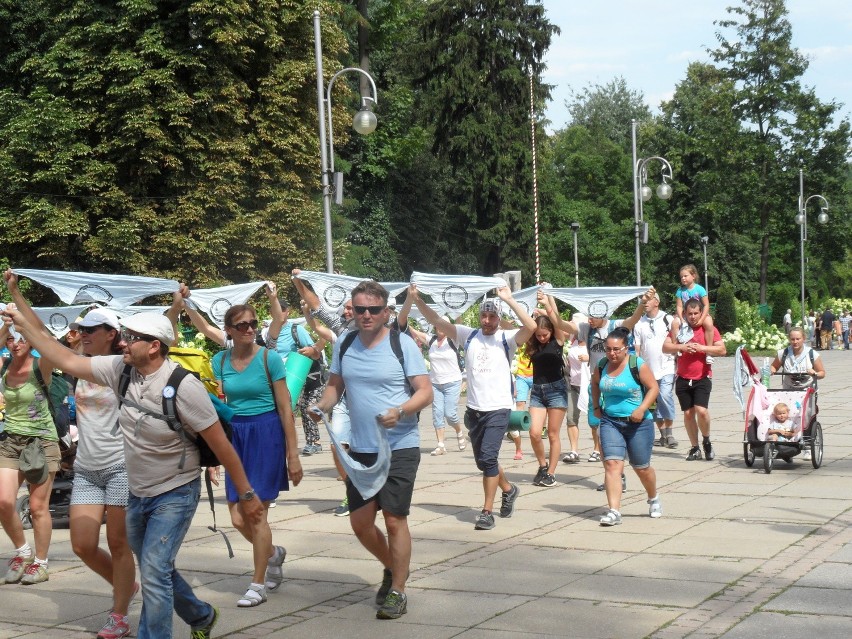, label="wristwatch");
[397,406,407,419]
[239,489,256,502]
